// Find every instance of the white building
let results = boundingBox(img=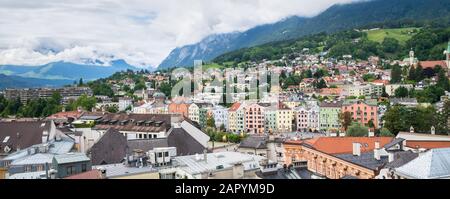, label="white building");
[119,98,133,112]
[213,106,229,130]
[385,84,414,97]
